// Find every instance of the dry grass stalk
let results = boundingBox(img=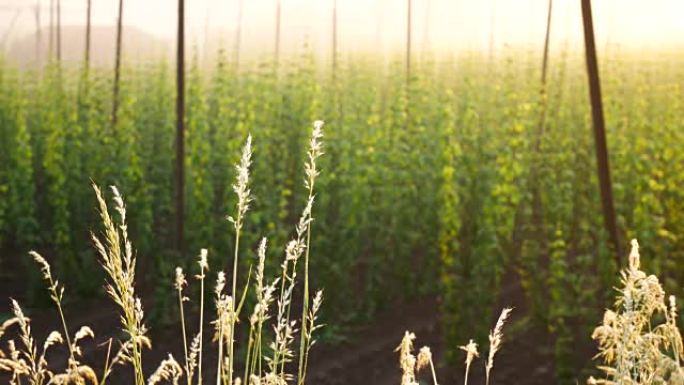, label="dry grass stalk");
[459,339,479,385]
[195,247,209,385]
[271,198,310,379]
[1,124,326,385]
[226,135,253,385]
[417,346,438,385]
[0,251,98,385]
[174,267,191,385]
[397,331,418,385]
[245,239,278,382]
[148,354,183,385]
[29,251,74,361]
[297,120,325,385]
[213,272,235,385]
[92,184,148,385]
[398,308,511,385]
[485,308,512,385]
[589,239,684,385]
[11,299,44,384]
